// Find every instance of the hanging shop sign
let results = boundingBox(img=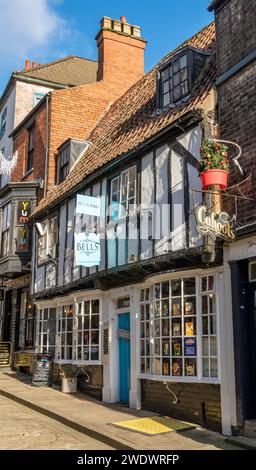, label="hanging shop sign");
[195,205,235,242]
[76,194,101,217]
[0,342,12,367]
[32,353,53,386]
[17,200,31,224]
[74,231,101,267]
